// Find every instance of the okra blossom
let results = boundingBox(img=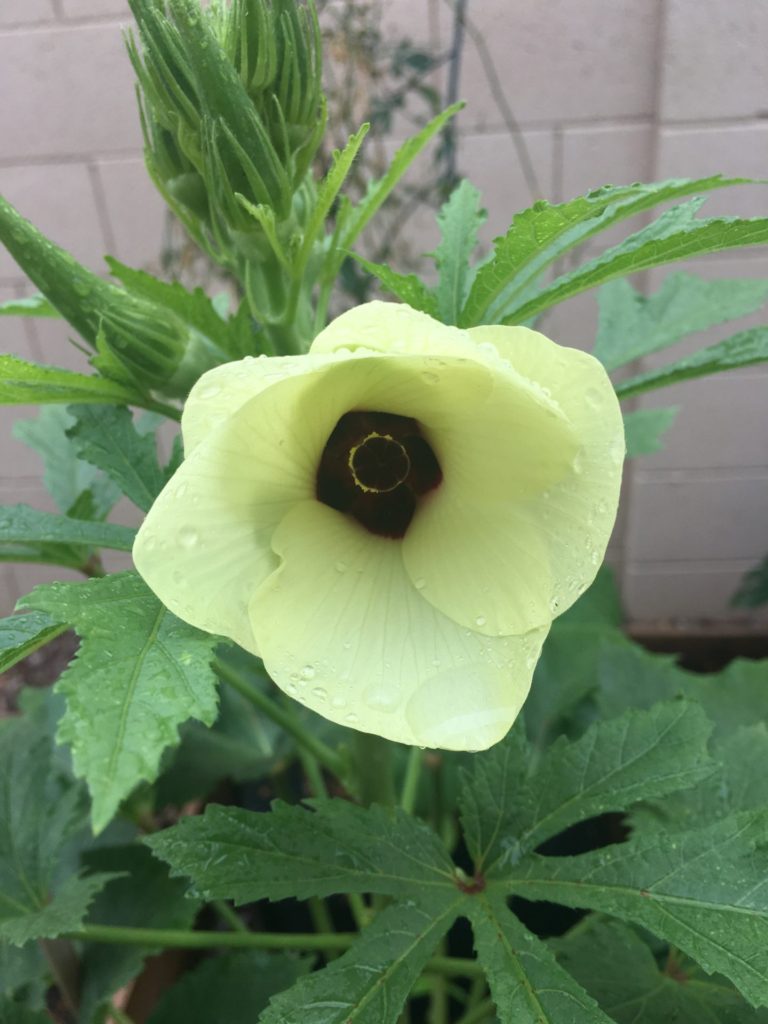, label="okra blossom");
[133,302,624,750]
